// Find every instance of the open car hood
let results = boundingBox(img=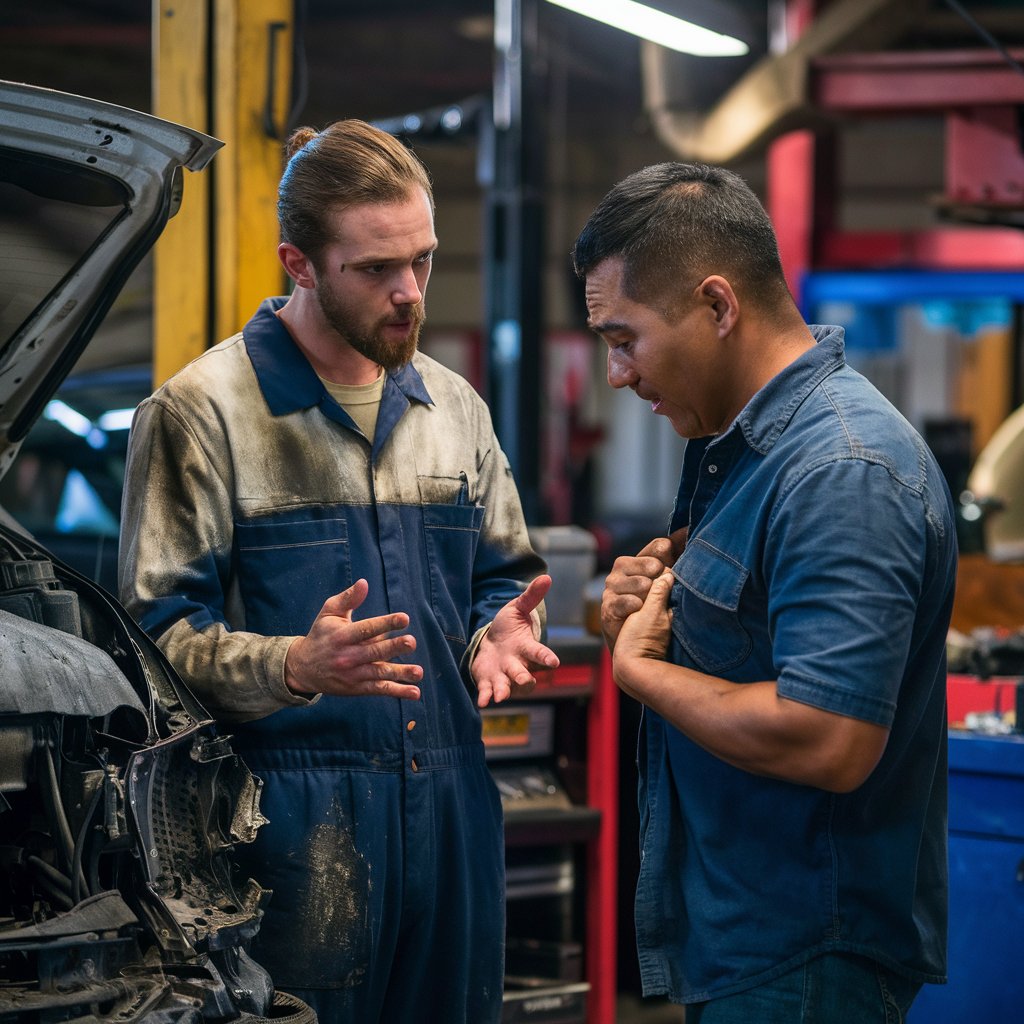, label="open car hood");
[0,80,221,479]
[0,84,317,1023]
